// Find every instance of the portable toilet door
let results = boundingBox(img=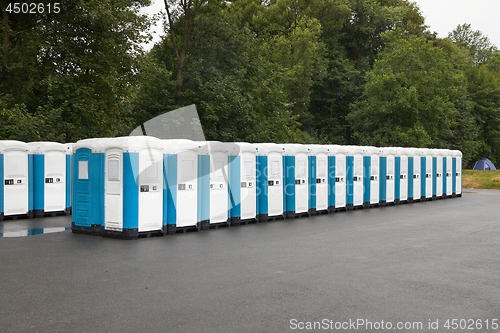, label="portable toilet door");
[444,149,453,198]
[363,146,380,208]
[308,145,329,215]
[227,142,257,226]
[384,147,396,205]
[421,149,433,200]
[329,145,346,211]
[344,145,364,210]
[255,143,284,222]
[163,139,199,234]
[0,140,31,220]
[72,138,106,235]
[406,148,421,203]
[452,150,462,197]
[65,143,74,214]
[102,136,164,239]
[282,144,309,219]
[197,141,229,229]
[28,142,69,217]
[431,149,443,200]
[395,147,408,204]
